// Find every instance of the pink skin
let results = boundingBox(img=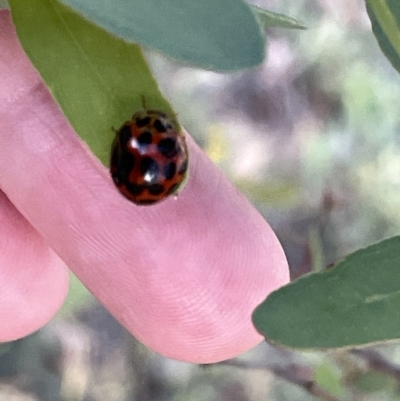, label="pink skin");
[0,10,289,363]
